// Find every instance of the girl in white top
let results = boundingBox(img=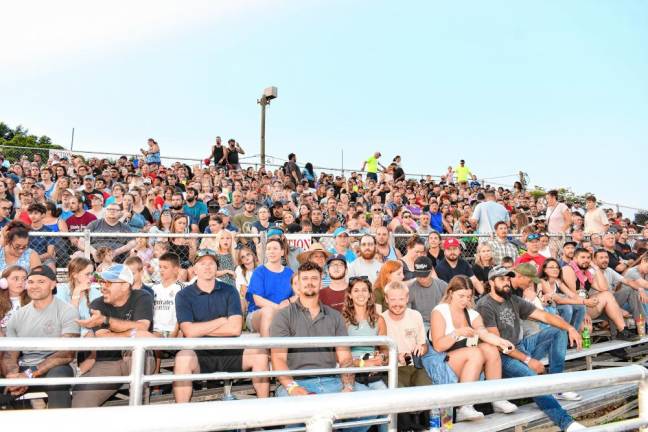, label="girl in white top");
[0,266,29,335]
[234,246,258,316]
[430,275,517,421]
